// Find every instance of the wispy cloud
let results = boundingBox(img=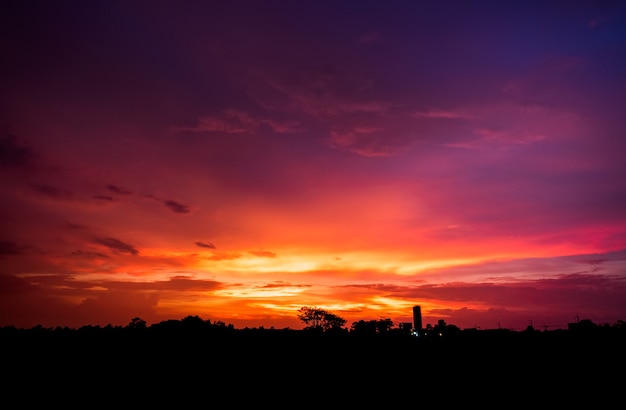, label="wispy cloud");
[70,250,110,259]
[143,194,192,214]
[163,199,189,214]
[29,183,77,200]
[158,276,223,291]
[412,110,474,120]
[104,185,191,214]
[327,128,408,157]
[173,109,300,134]
[207,252,242,261]
[262,73,392,119]
[195,241,216,249]
[248,250,276,258]
[446,127,546,149]
[93,237,139,256]
[94,195,114,201]
[107,185,133,195]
